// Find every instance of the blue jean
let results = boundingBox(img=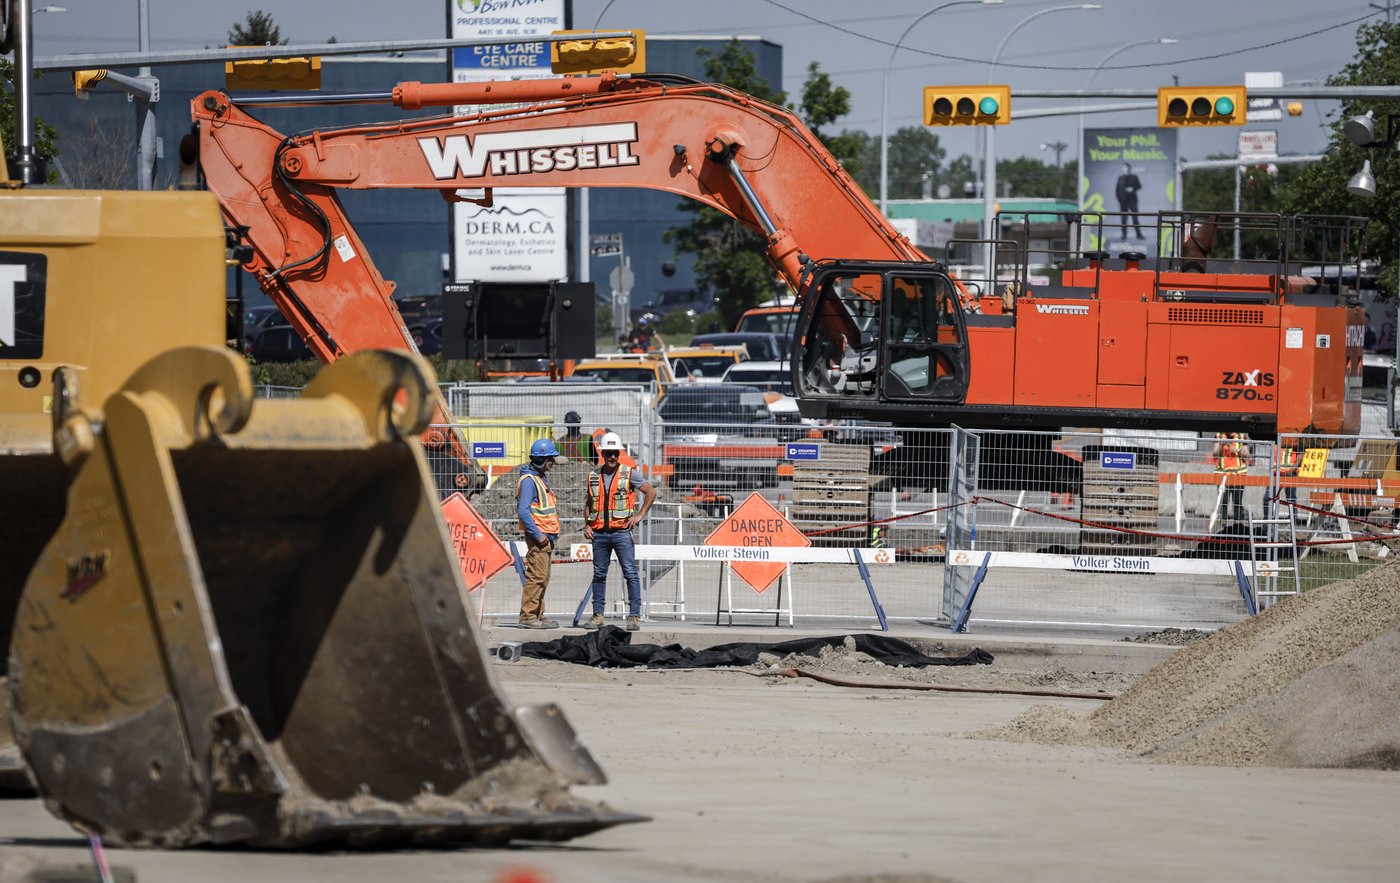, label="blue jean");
[591,529,641,616]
